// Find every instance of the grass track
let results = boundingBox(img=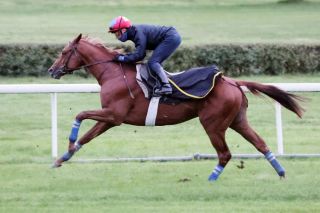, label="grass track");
[1,160,320,212]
